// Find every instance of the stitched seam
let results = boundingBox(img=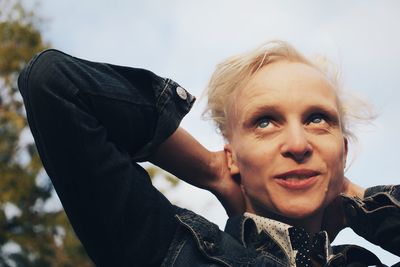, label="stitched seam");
[169,239,187,266]
[156,78,170,108]
[240,217,251,248]
[175,215,233,267]
[389,185,395,196]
